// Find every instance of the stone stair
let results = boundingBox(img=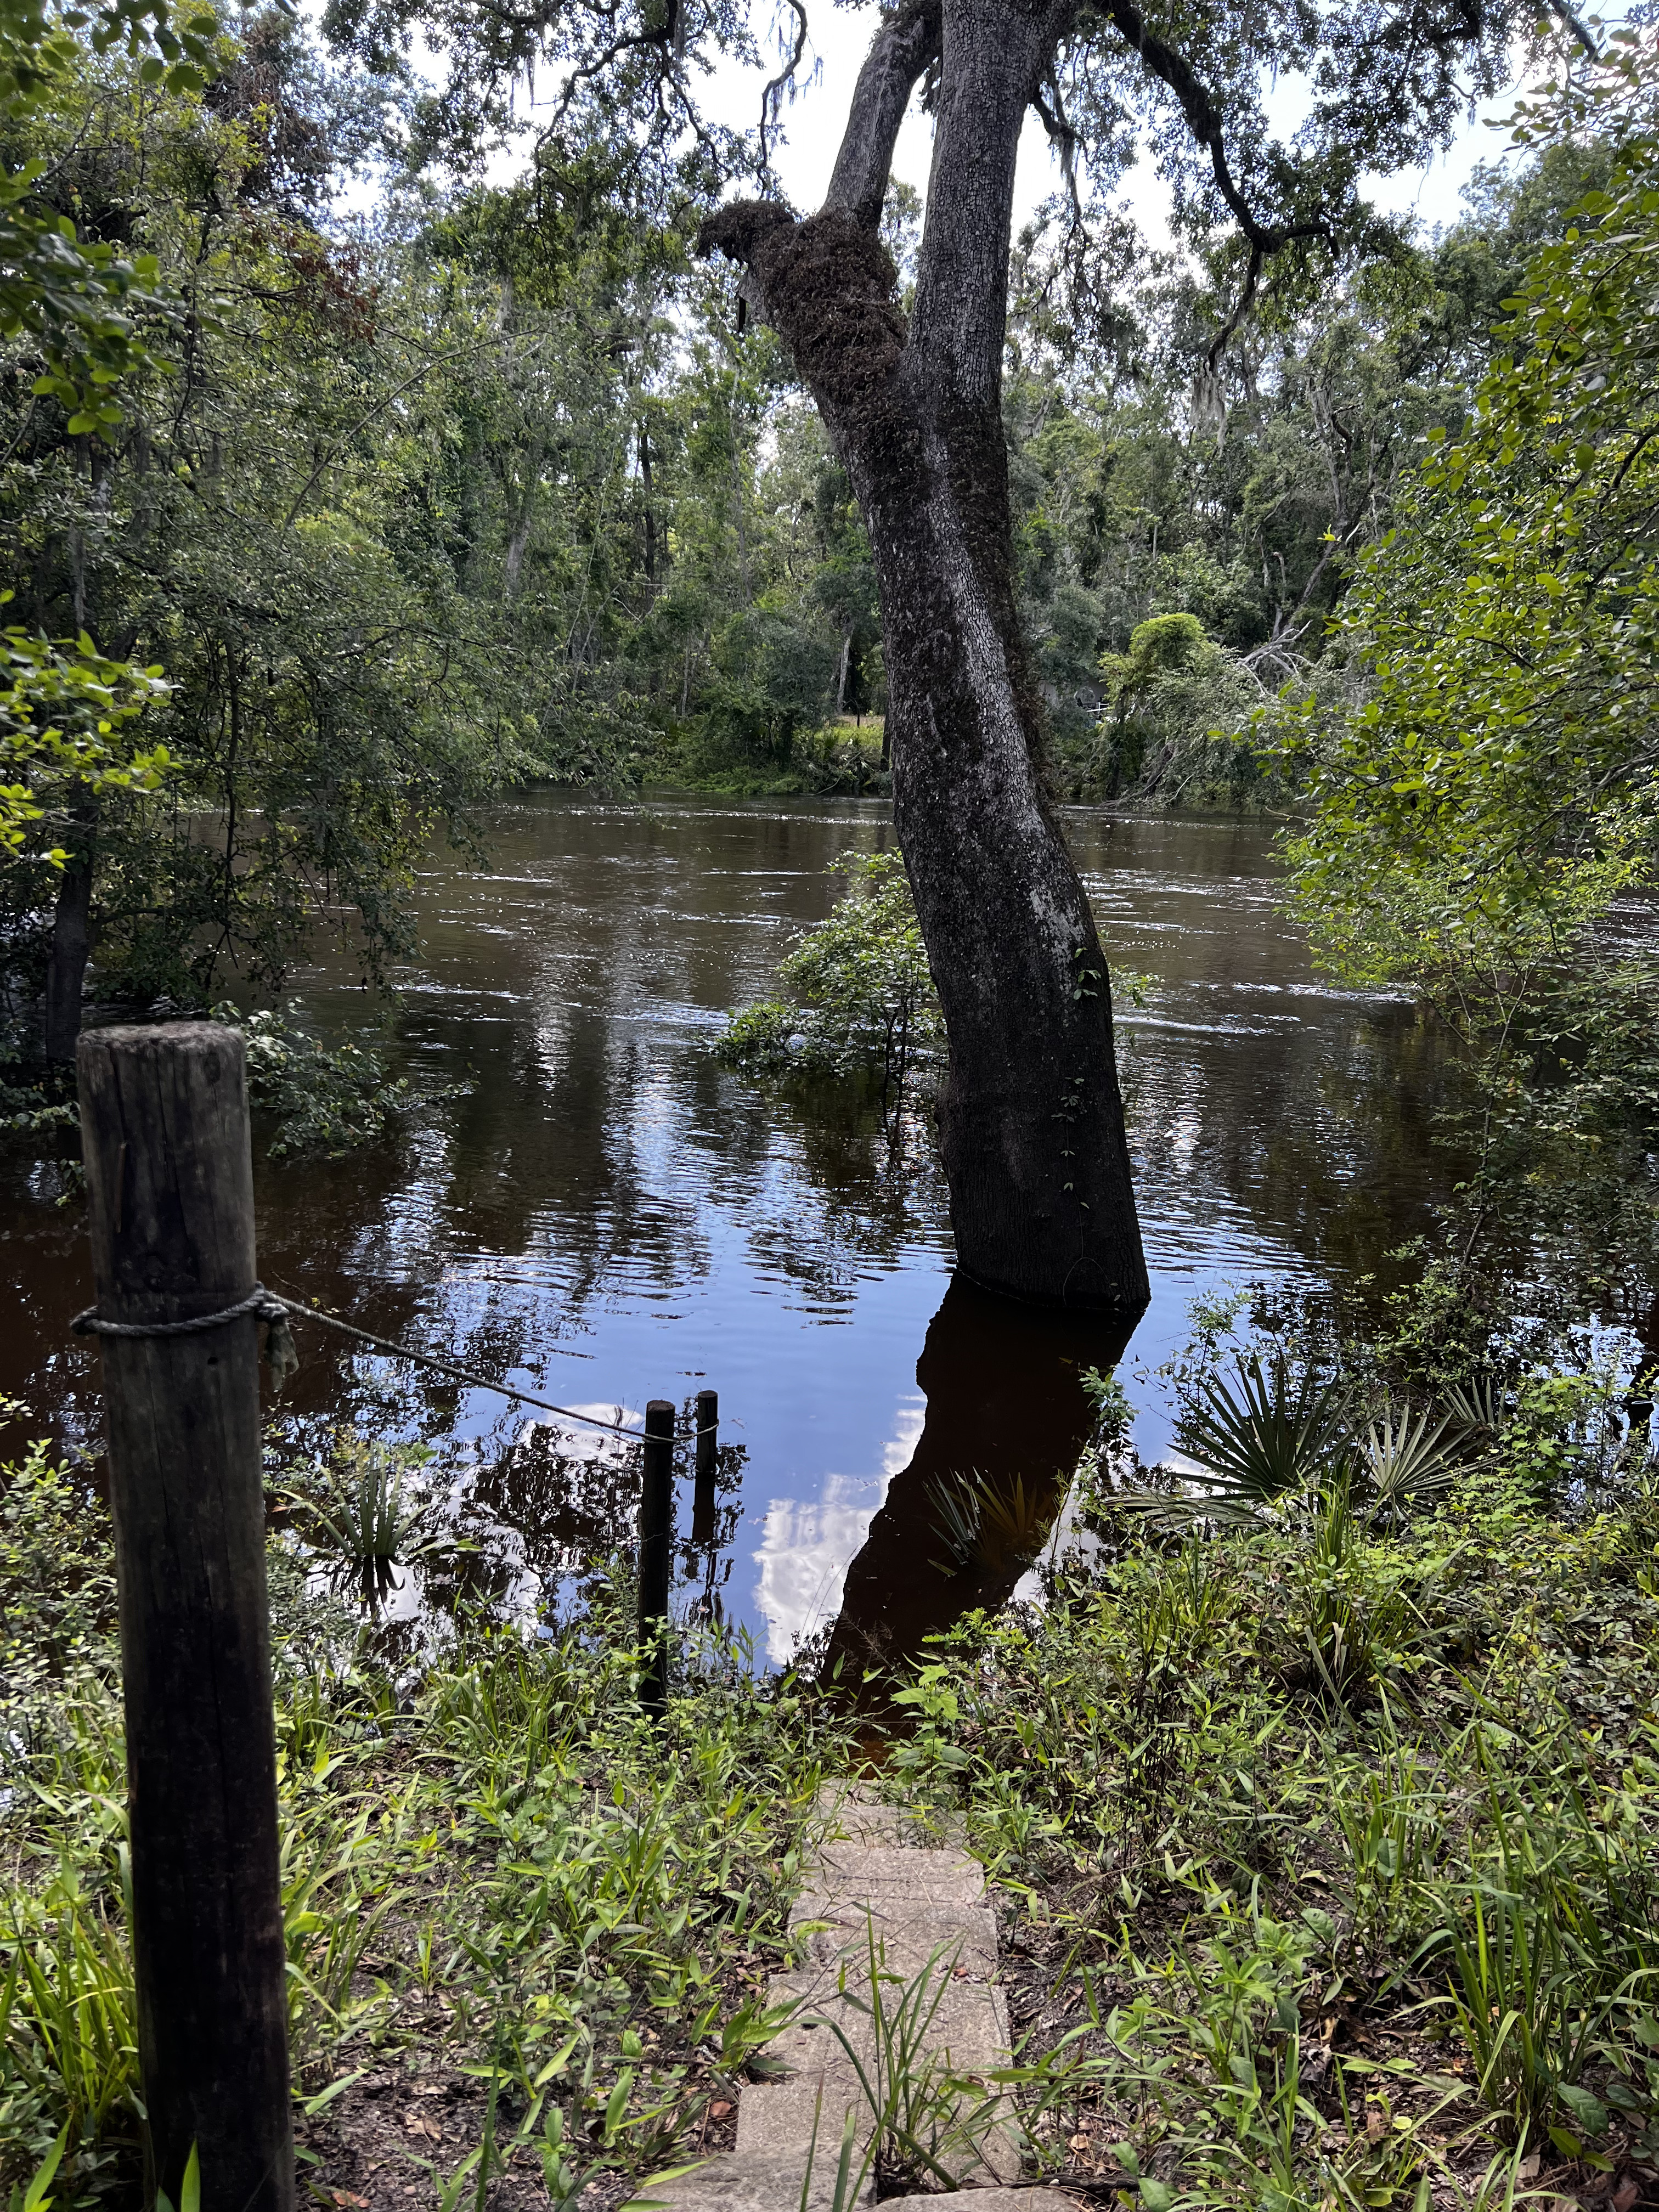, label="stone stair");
[652,1793,1074,2211]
